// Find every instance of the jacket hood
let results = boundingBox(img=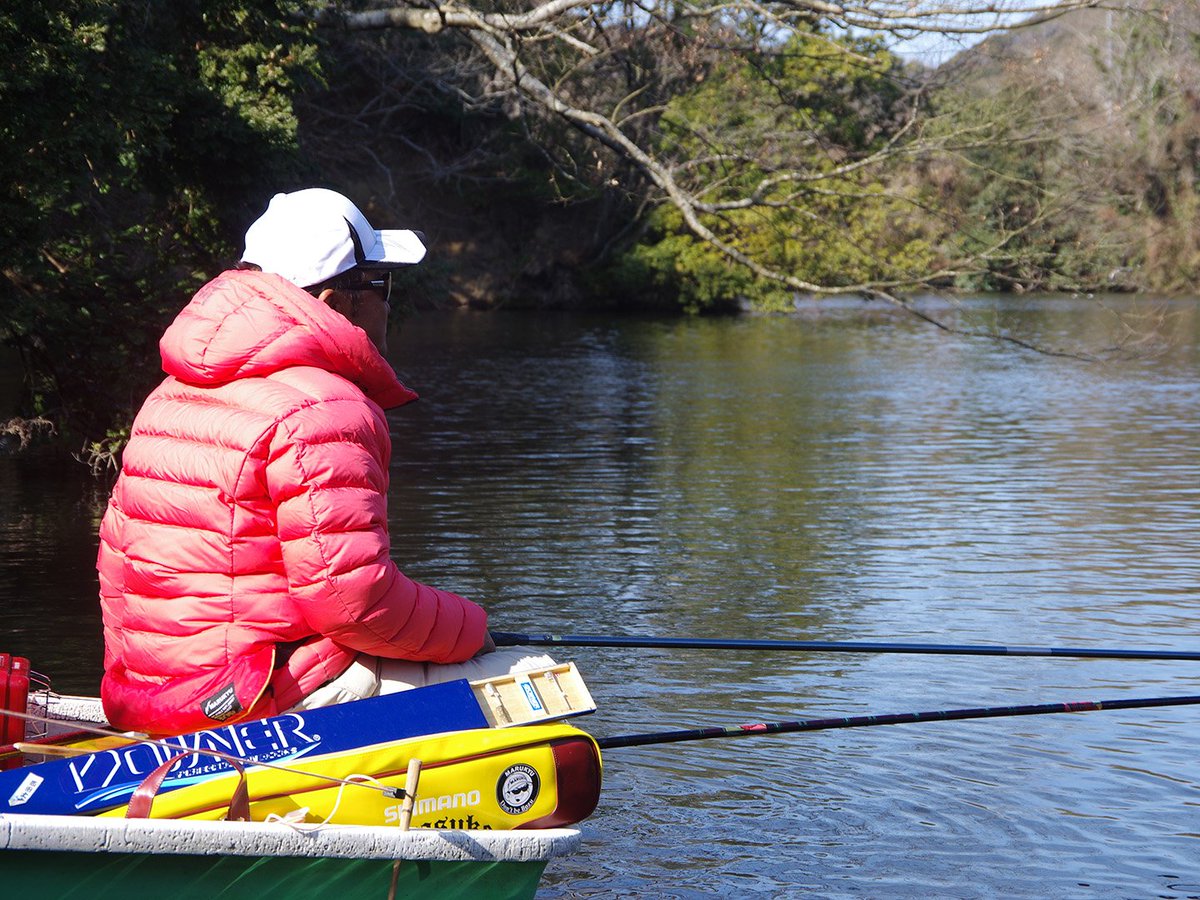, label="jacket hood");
[160,269,417,409]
